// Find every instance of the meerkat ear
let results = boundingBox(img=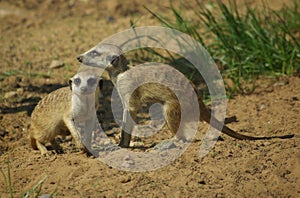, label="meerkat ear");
[69,79,72,91]
[99,79,103,90]
[120,54,128,71]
